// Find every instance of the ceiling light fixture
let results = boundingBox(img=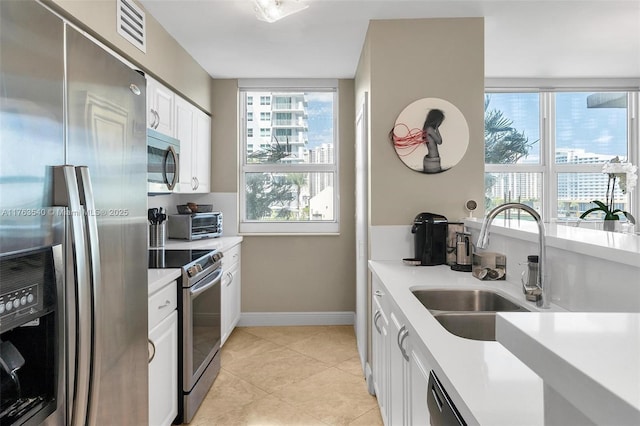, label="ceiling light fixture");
[253,0,309,23]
